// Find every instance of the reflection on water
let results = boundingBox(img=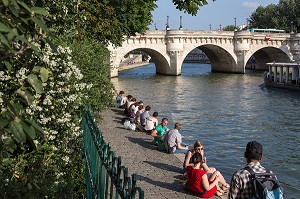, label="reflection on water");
[111,63,300,198]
